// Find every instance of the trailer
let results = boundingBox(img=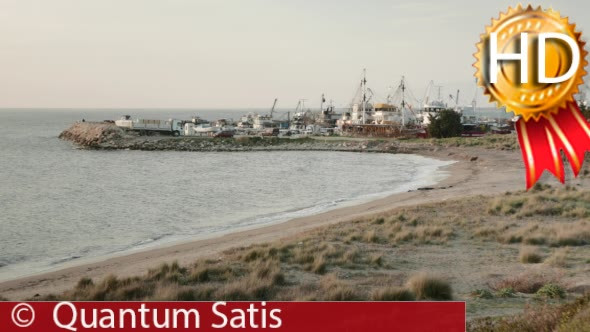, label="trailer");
[115,115,183,136]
